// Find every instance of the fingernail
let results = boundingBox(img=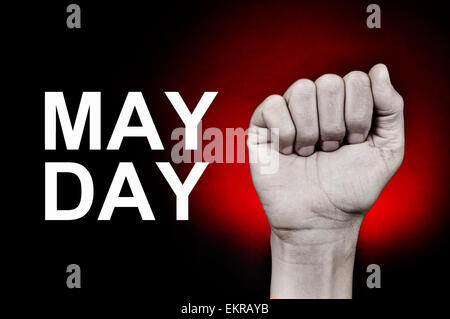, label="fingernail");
[297,145,315,156]
[321,141,339,151]
[281,145,293,155]
[348,133,365,144]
